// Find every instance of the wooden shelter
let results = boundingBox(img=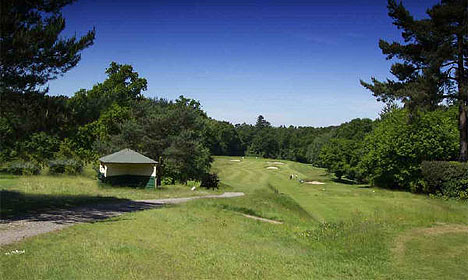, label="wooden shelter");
[98,149,157,188]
